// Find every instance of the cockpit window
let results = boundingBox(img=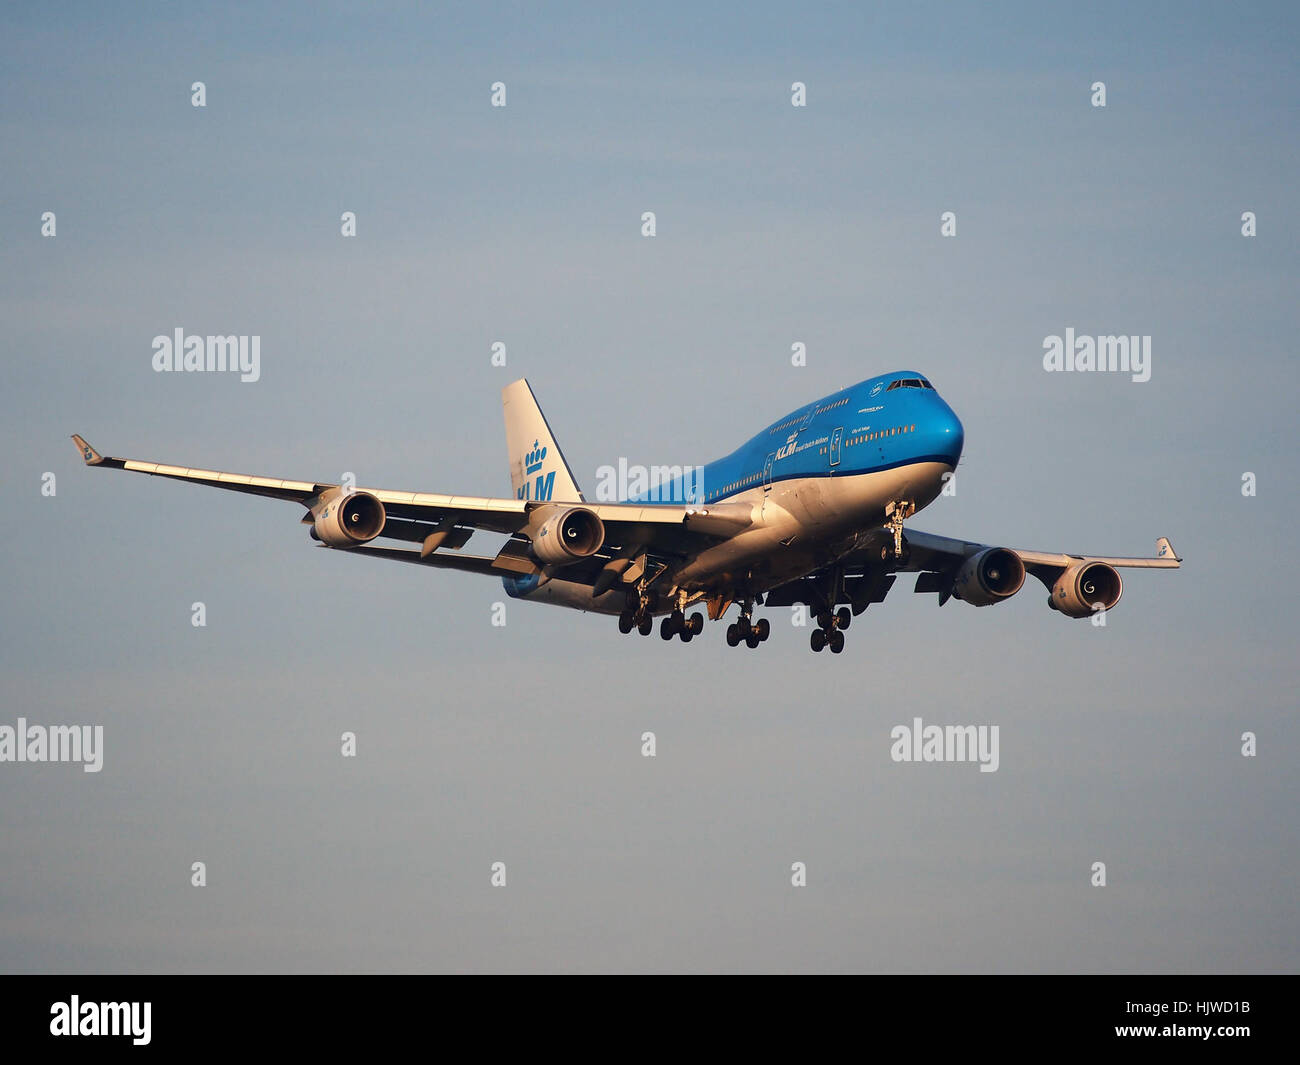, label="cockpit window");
[886,378,932,391]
